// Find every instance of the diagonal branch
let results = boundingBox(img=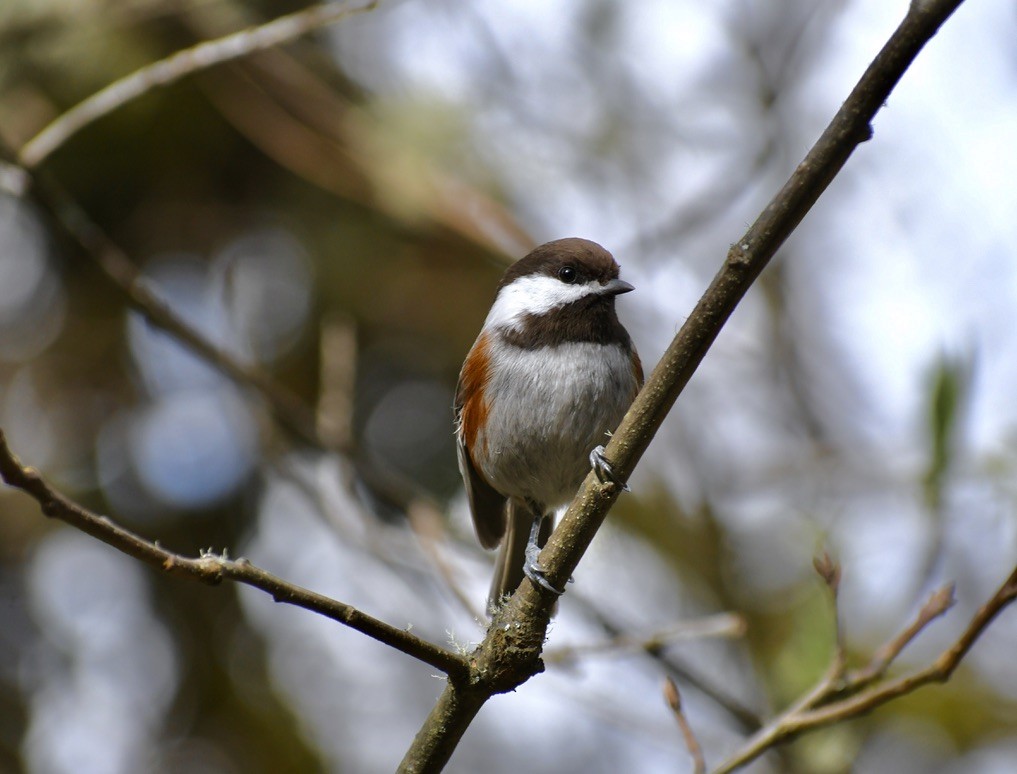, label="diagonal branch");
[398,1,968,771]
[18,0,379,168]
[0,429,469,682]
[524,0,968,612]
